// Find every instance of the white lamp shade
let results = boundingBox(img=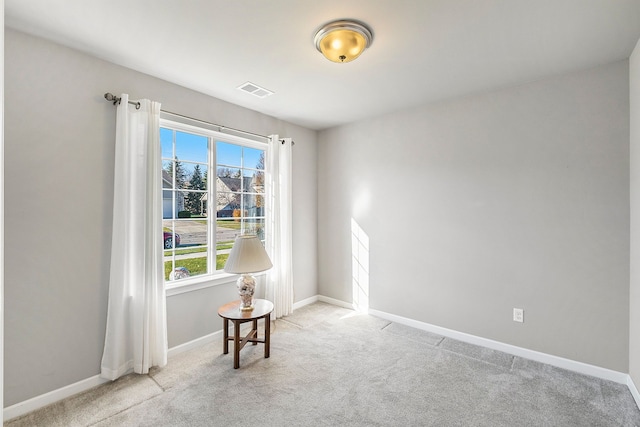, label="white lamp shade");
[223,235,273,274]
